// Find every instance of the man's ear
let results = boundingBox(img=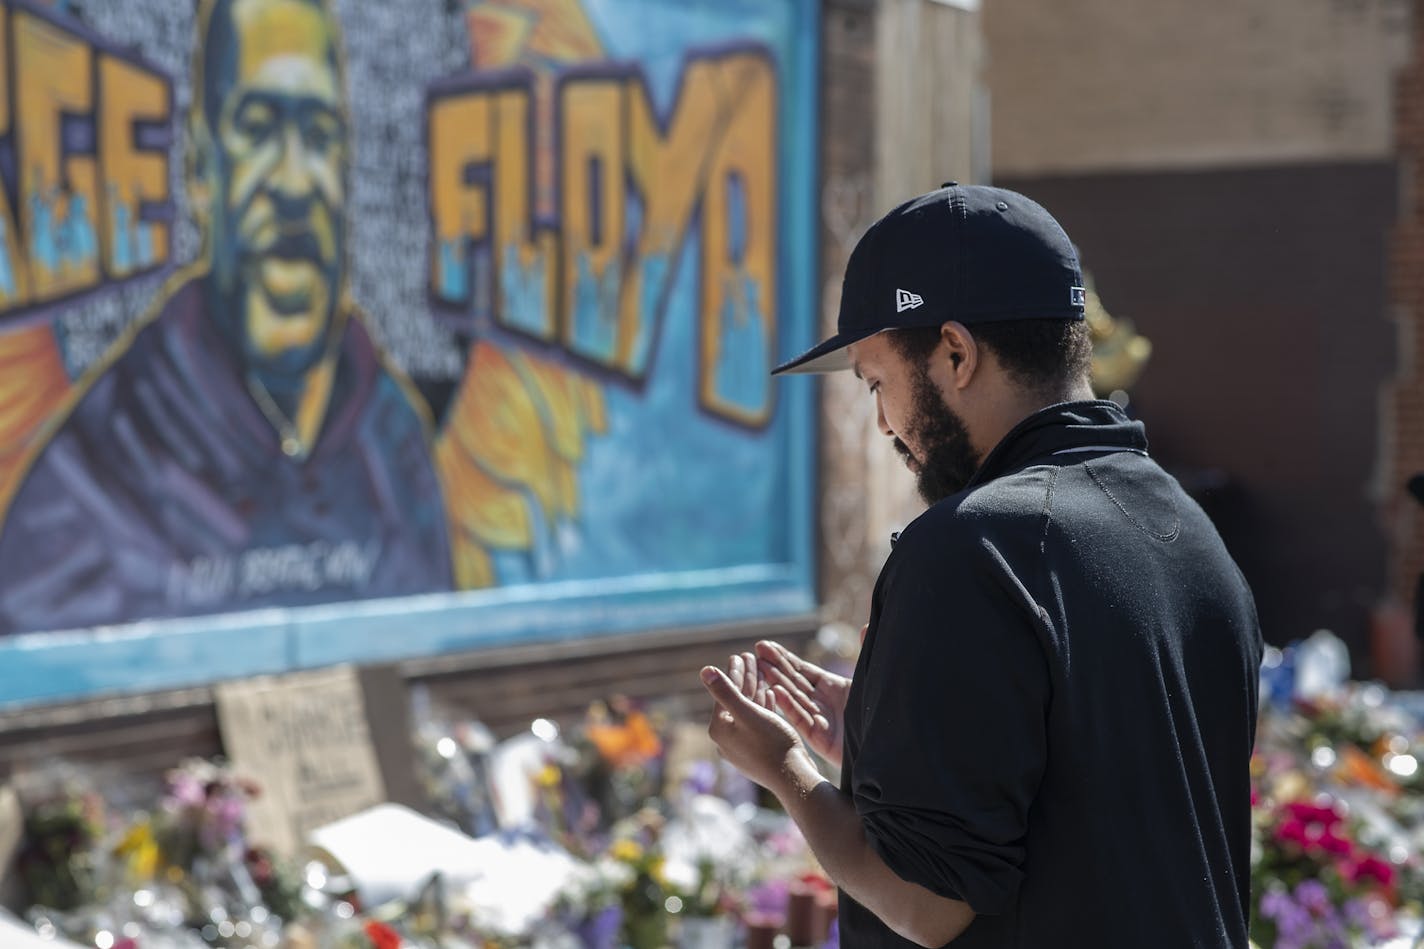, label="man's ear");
[939,321,978,390]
